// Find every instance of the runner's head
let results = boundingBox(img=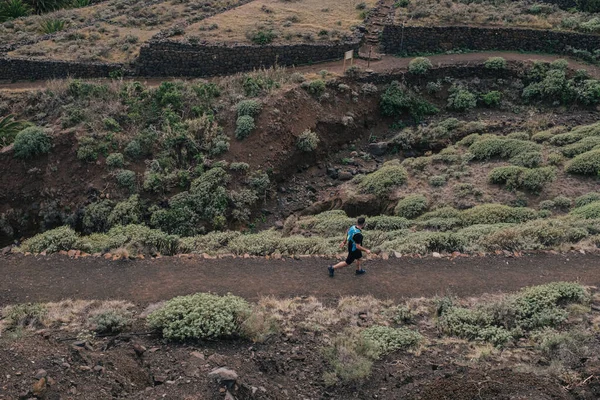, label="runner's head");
[357,217,365,228]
